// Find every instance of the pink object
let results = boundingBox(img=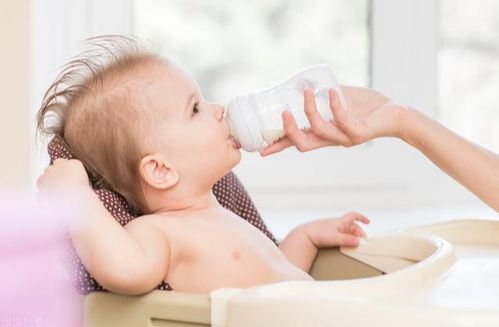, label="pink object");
[0,192,83,327]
